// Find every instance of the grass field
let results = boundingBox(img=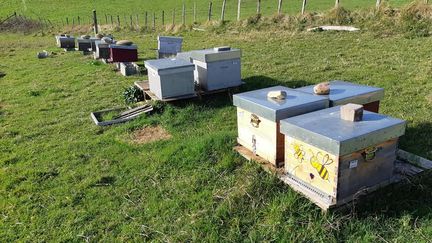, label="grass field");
[0,0,414,25]
[1,24,432,240]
